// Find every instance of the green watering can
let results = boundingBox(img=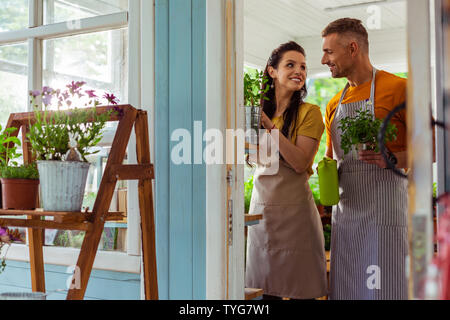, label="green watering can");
[317,157,340,206]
